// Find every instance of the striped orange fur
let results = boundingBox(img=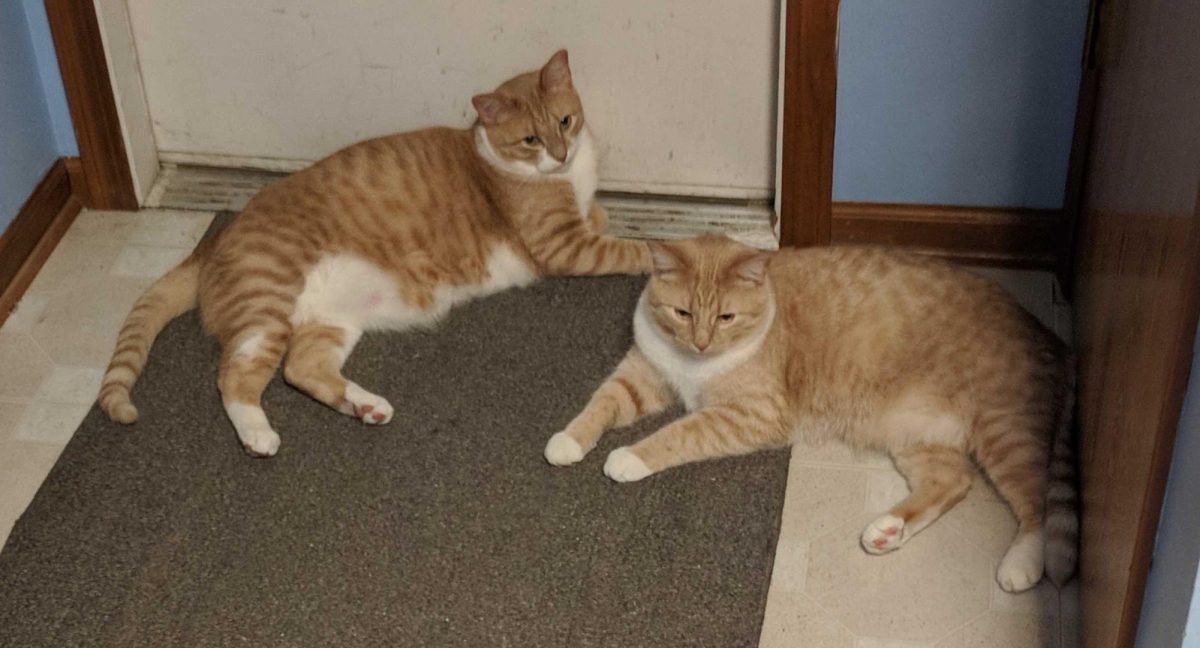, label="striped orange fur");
[98,50,651,456]
[545,235,1077,593]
